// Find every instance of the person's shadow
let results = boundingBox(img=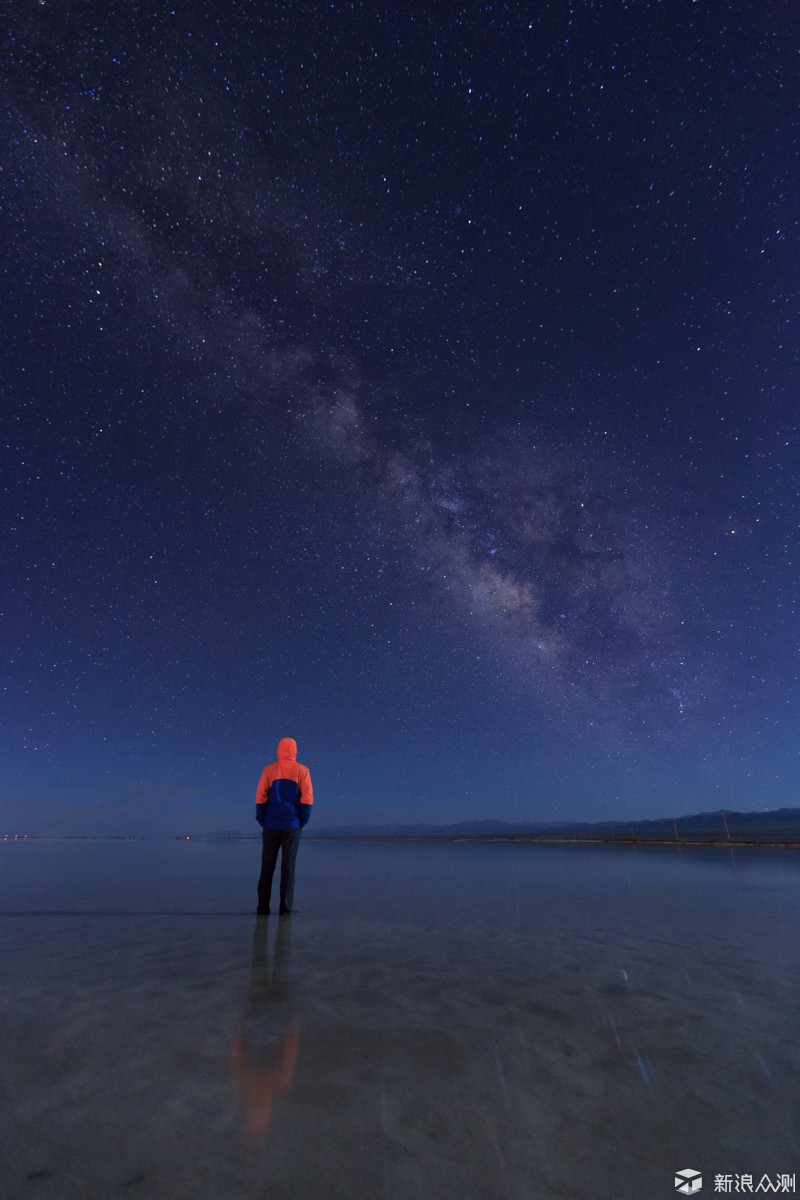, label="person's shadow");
[230,918,298,1145]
